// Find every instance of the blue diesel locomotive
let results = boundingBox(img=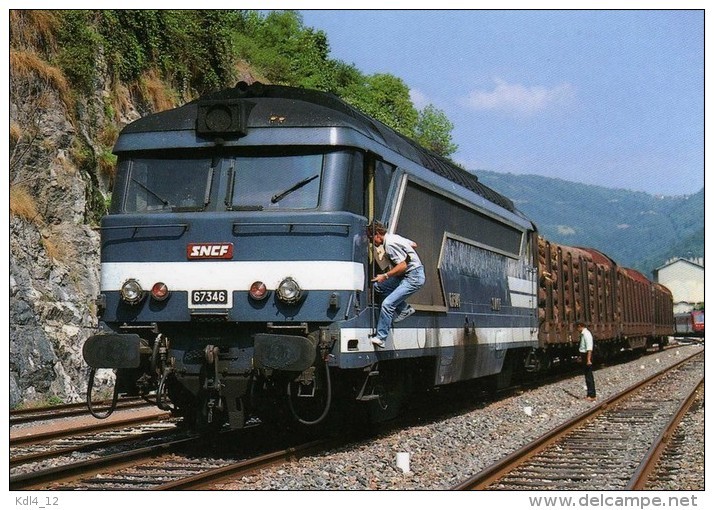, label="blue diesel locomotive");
[83,82,671,431]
